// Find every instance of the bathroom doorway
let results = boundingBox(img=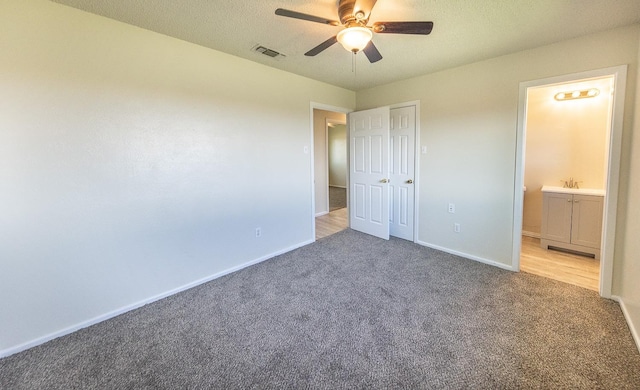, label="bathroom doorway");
[520,77,613,291]
[513,66,627,297]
